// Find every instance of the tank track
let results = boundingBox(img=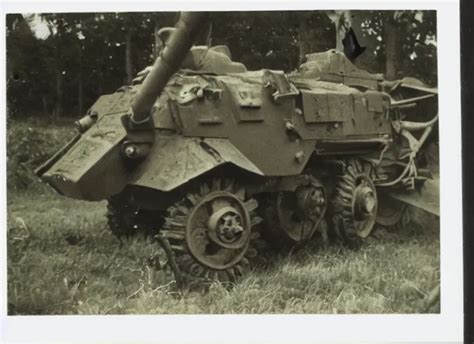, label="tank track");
[106,193,163,239]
